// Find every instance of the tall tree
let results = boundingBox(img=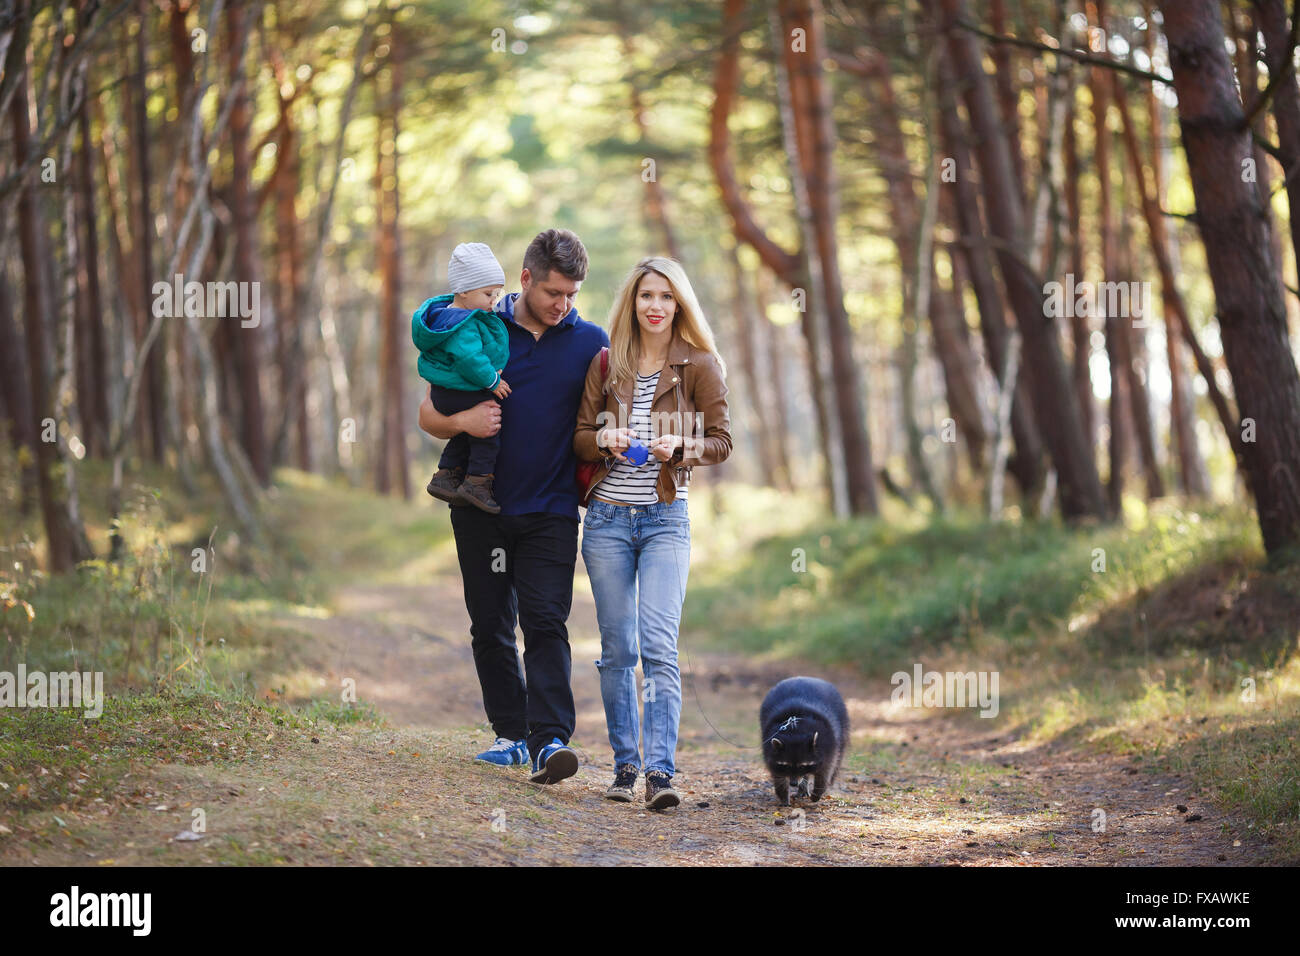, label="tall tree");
[225,1,270,485]
[775,0,878,515]
[710,0,837,507]
[937,0,1107,520]
[131,0,166,461]
[1160,0,1300,556]
[10,58,93,570]
[74,82,109,457]
[1088,16,1133,514]
[935,50,1046,496]
[1253,0,1300,289]
[374,19,409,499]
